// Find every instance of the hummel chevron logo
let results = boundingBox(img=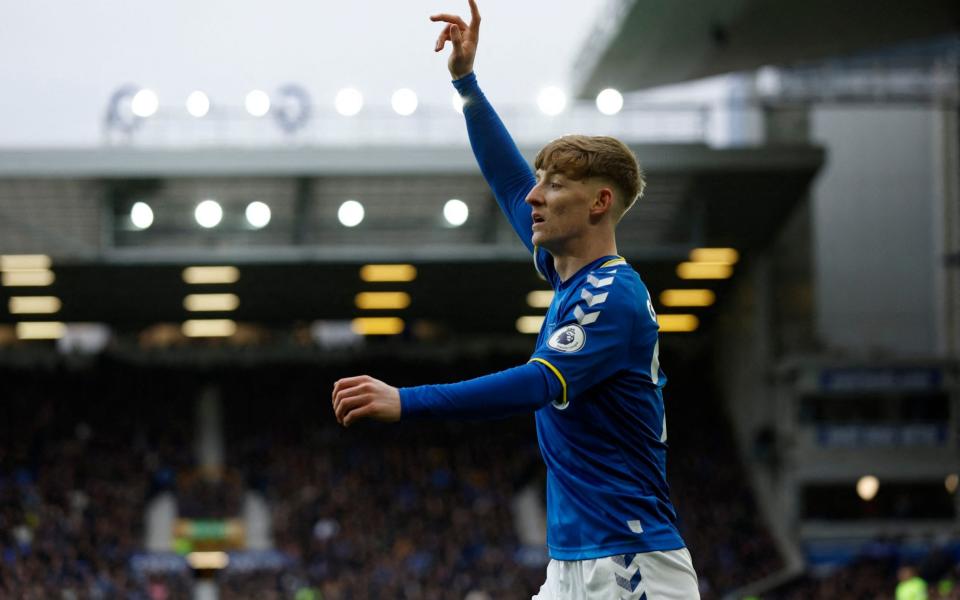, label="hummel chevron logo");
[587,273,615,288]
[580,288,609,307]
[574,305,600,325]
[612,553,646,600]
